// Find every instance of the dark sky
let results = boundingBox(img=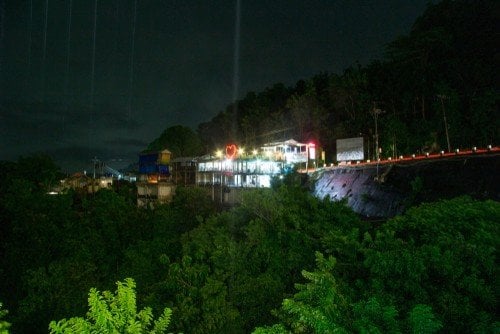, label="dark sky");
[1,0,431,172]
